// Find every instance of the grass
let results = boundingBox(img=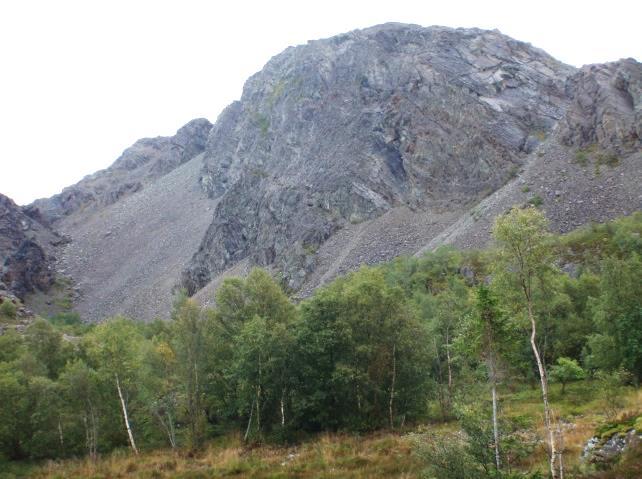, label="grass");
[573,145,620,172]
[20,433,421,478]
[17,383,641,479]
[528,194,543,208]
